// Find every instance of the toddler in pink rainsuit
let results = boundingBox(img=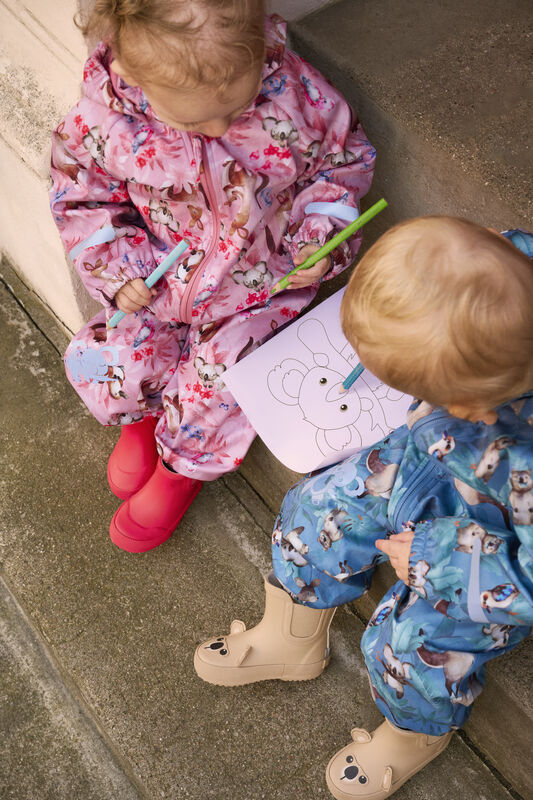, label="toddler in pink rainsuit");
[50,1,375,553]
